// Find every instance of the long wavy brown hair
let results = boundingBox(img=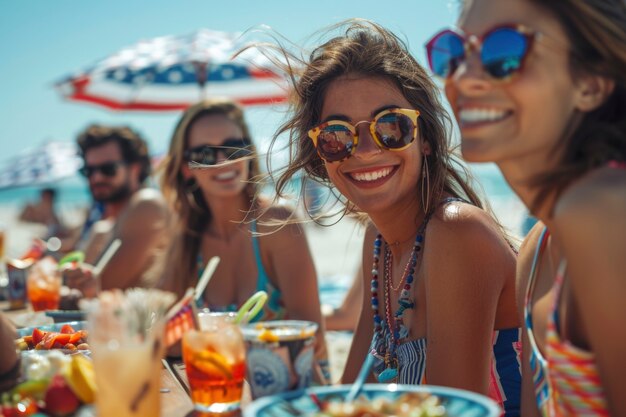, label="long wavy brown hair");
[263,19,485,224]
[527,0,626,212]
[157,99,262,295]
